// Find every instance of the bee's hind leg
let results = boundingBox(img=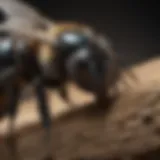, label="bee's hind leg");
[6,85,21,160]
[34,78,53,160]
